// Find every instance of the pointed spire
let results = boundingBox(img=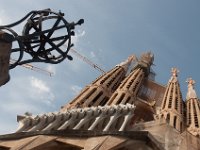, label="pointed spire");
[159,67,184,132]
[106,52,154,106]
[140,51,154,66]
[60,55,134,111]
[186,78,200,136]
[116,55,136,72]
[169,67,179,83]
[186,78,197,100]
[131,51,154,77]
